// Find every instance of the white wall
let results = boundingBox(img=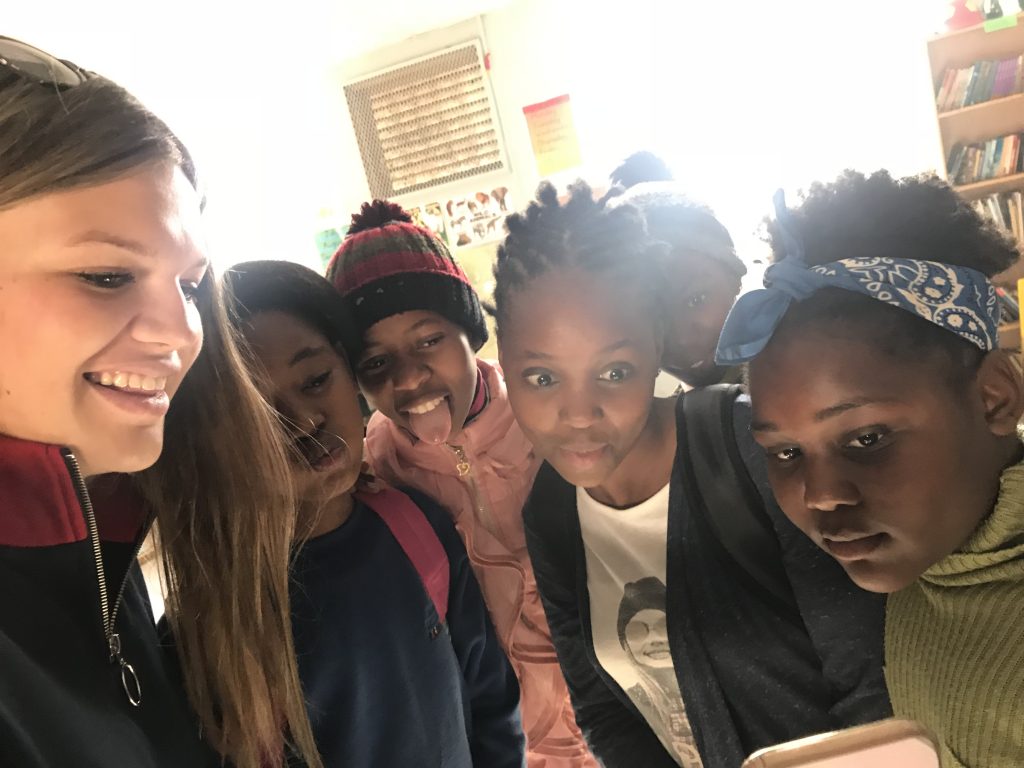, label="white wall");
[7,2,350,271]
[7,0,950,271]
[328,1,948,267]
